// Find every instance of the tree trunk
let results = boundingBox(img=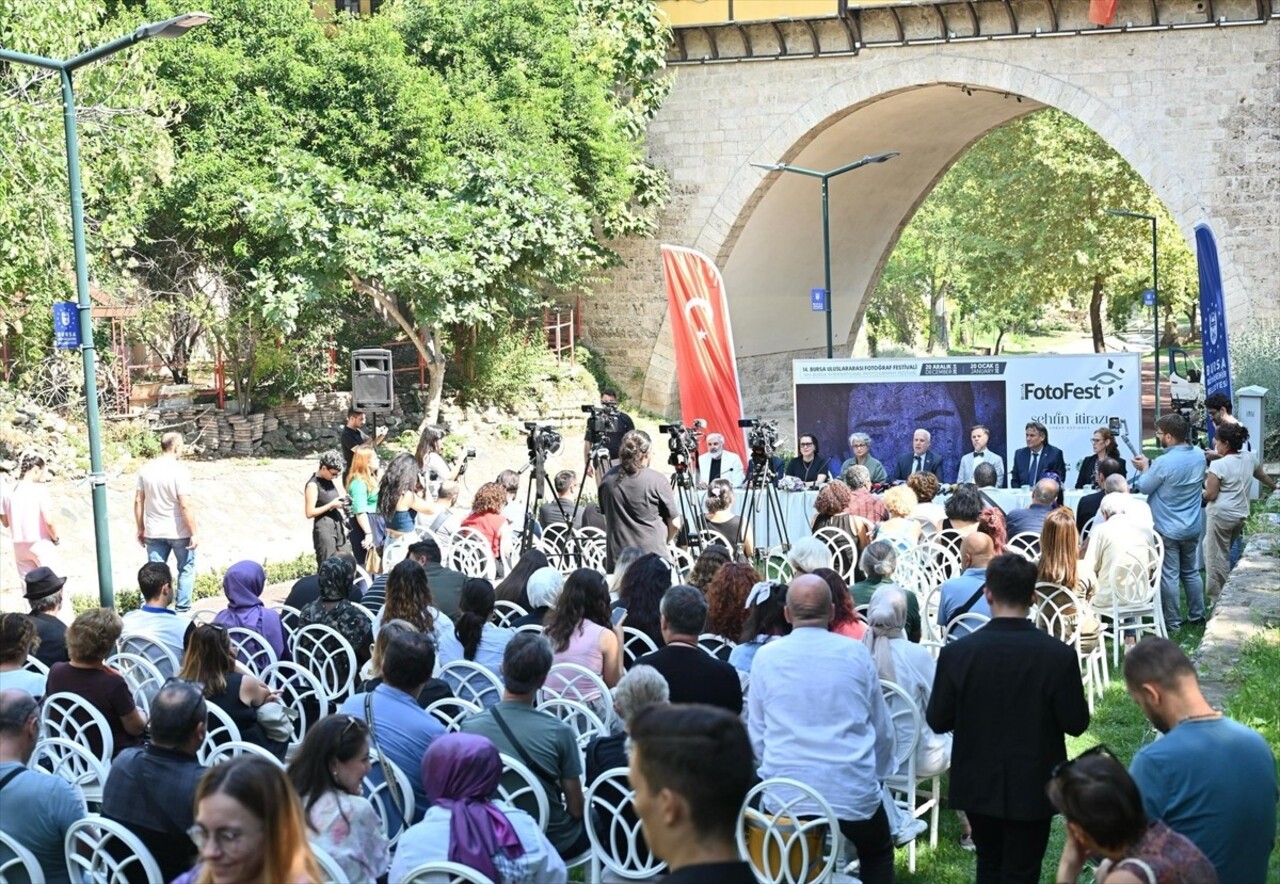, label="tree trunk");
[934,284,951,353]
[1186,302,1199,341]
[1089,273,1106,353]
[994,327,1006,355]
